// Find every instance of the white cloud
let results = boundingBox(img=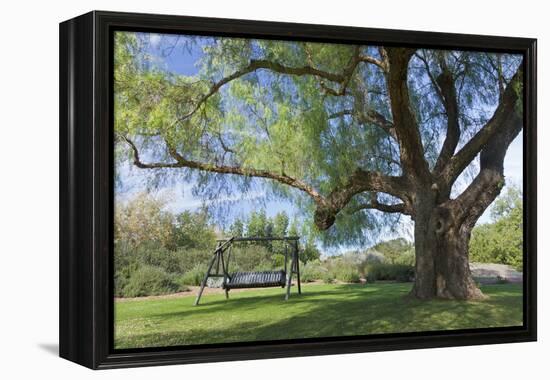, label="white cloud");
[149,34,162,48]
[163,184,266,213]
